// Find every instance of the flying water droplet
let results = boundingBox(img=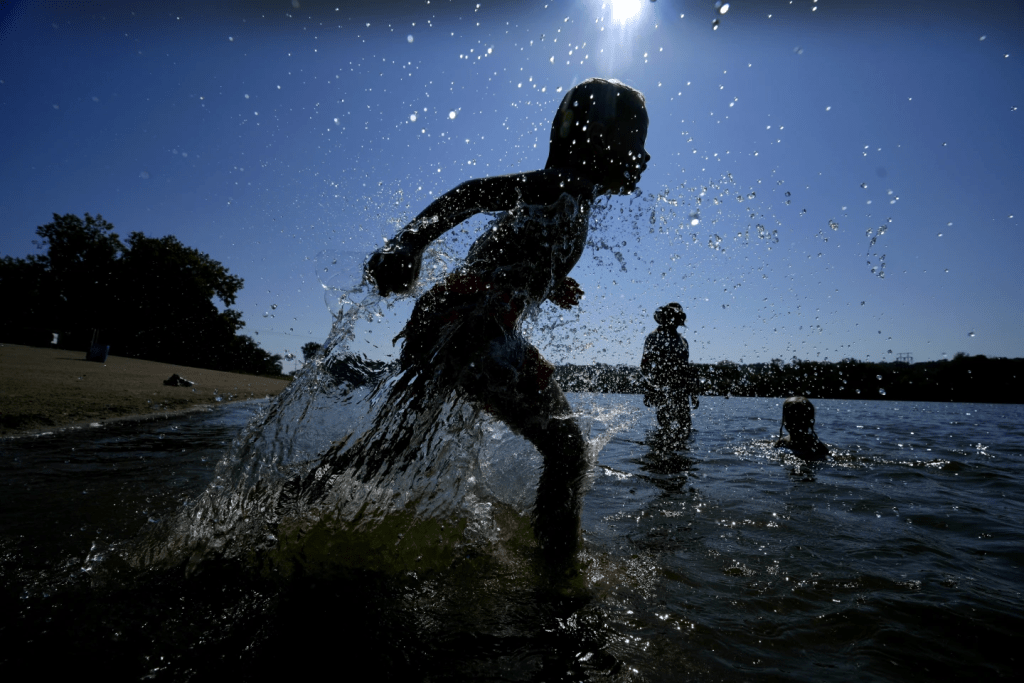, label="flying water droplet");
[409,112,418,122]
[407,34,414,43]
[968,331,975,338]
